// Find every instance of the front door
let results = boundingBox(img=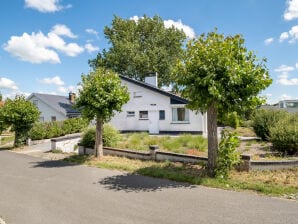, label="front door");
[148,110,159,134]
